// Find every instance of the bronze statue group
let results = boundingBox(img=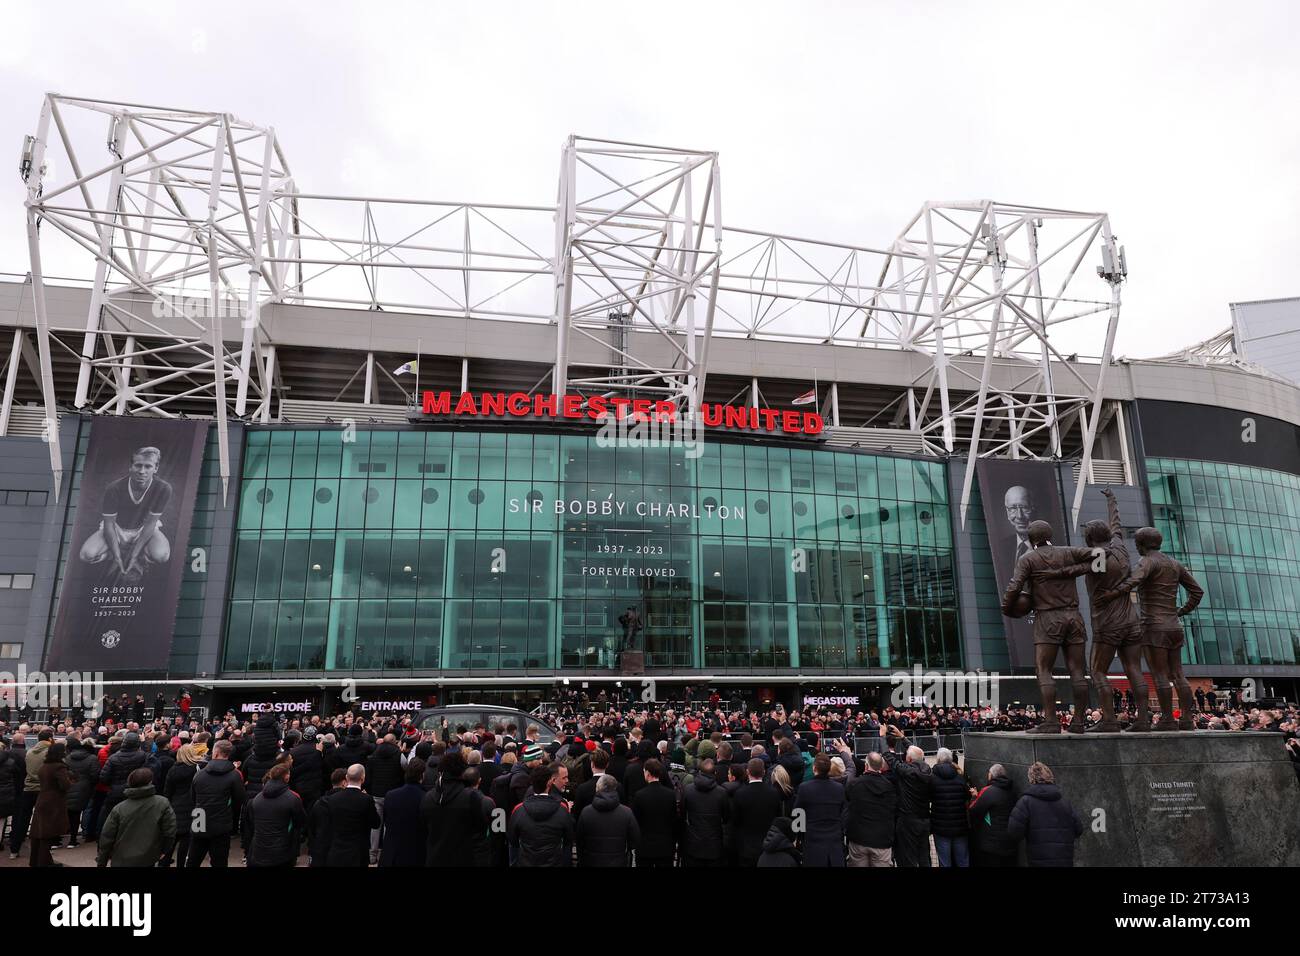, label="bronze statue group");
[1001,488,1204,734]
